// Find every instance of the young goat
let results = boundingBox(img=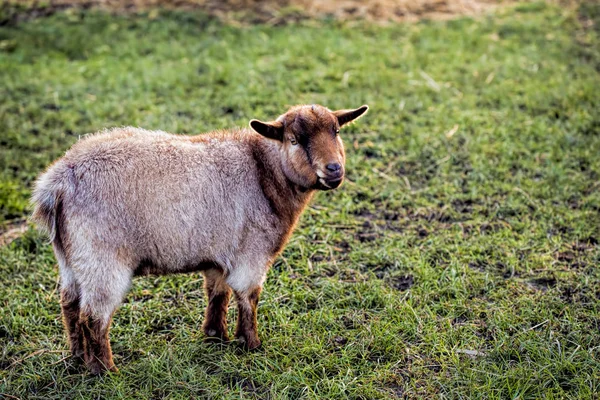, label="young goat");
[31,104,368,374]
